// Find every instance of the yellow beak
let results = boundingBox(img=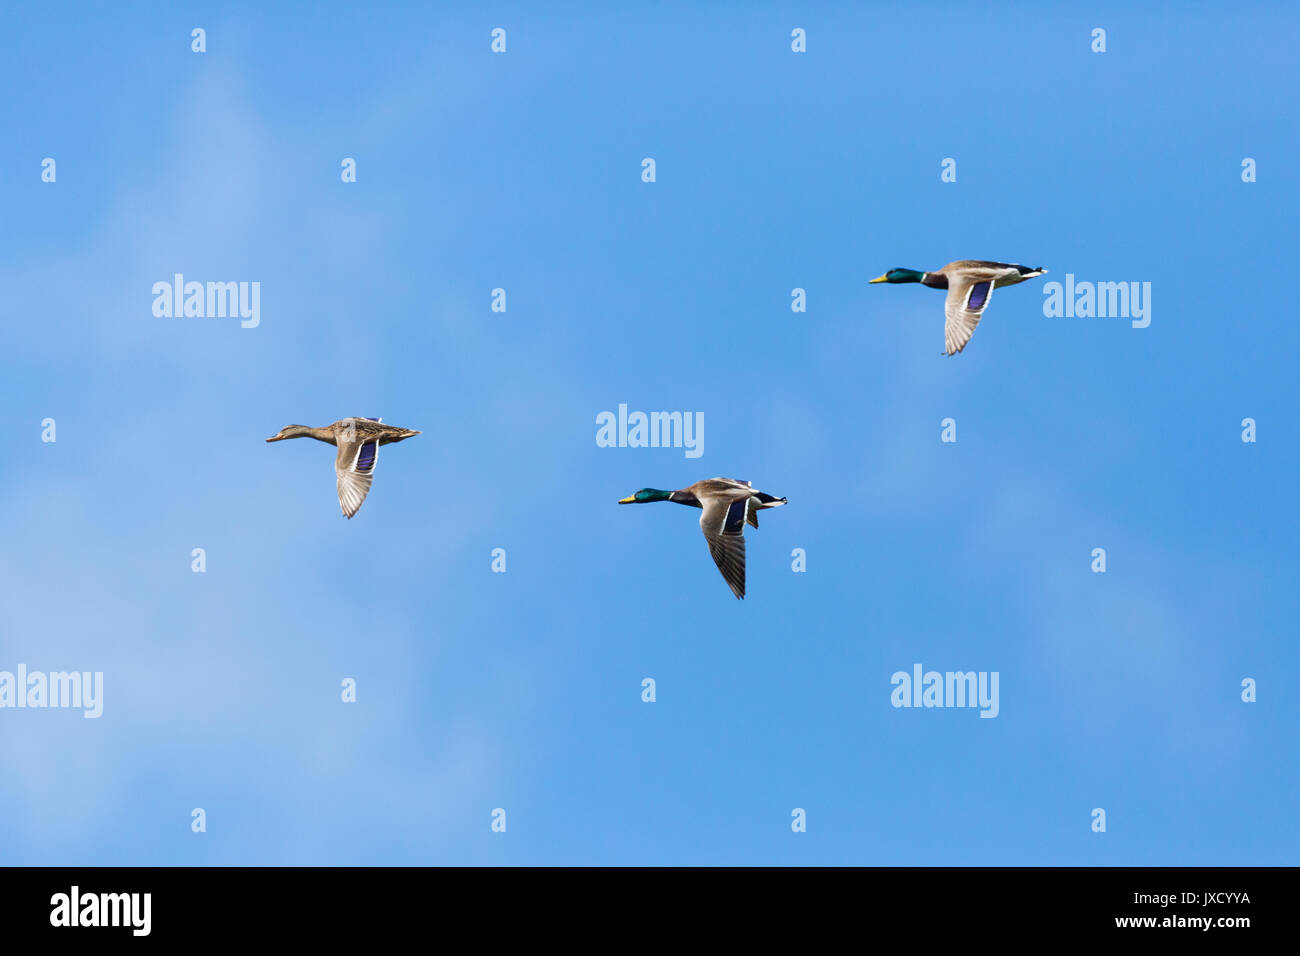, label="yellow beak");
[618,495,636,504]
[869,274,889,284]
